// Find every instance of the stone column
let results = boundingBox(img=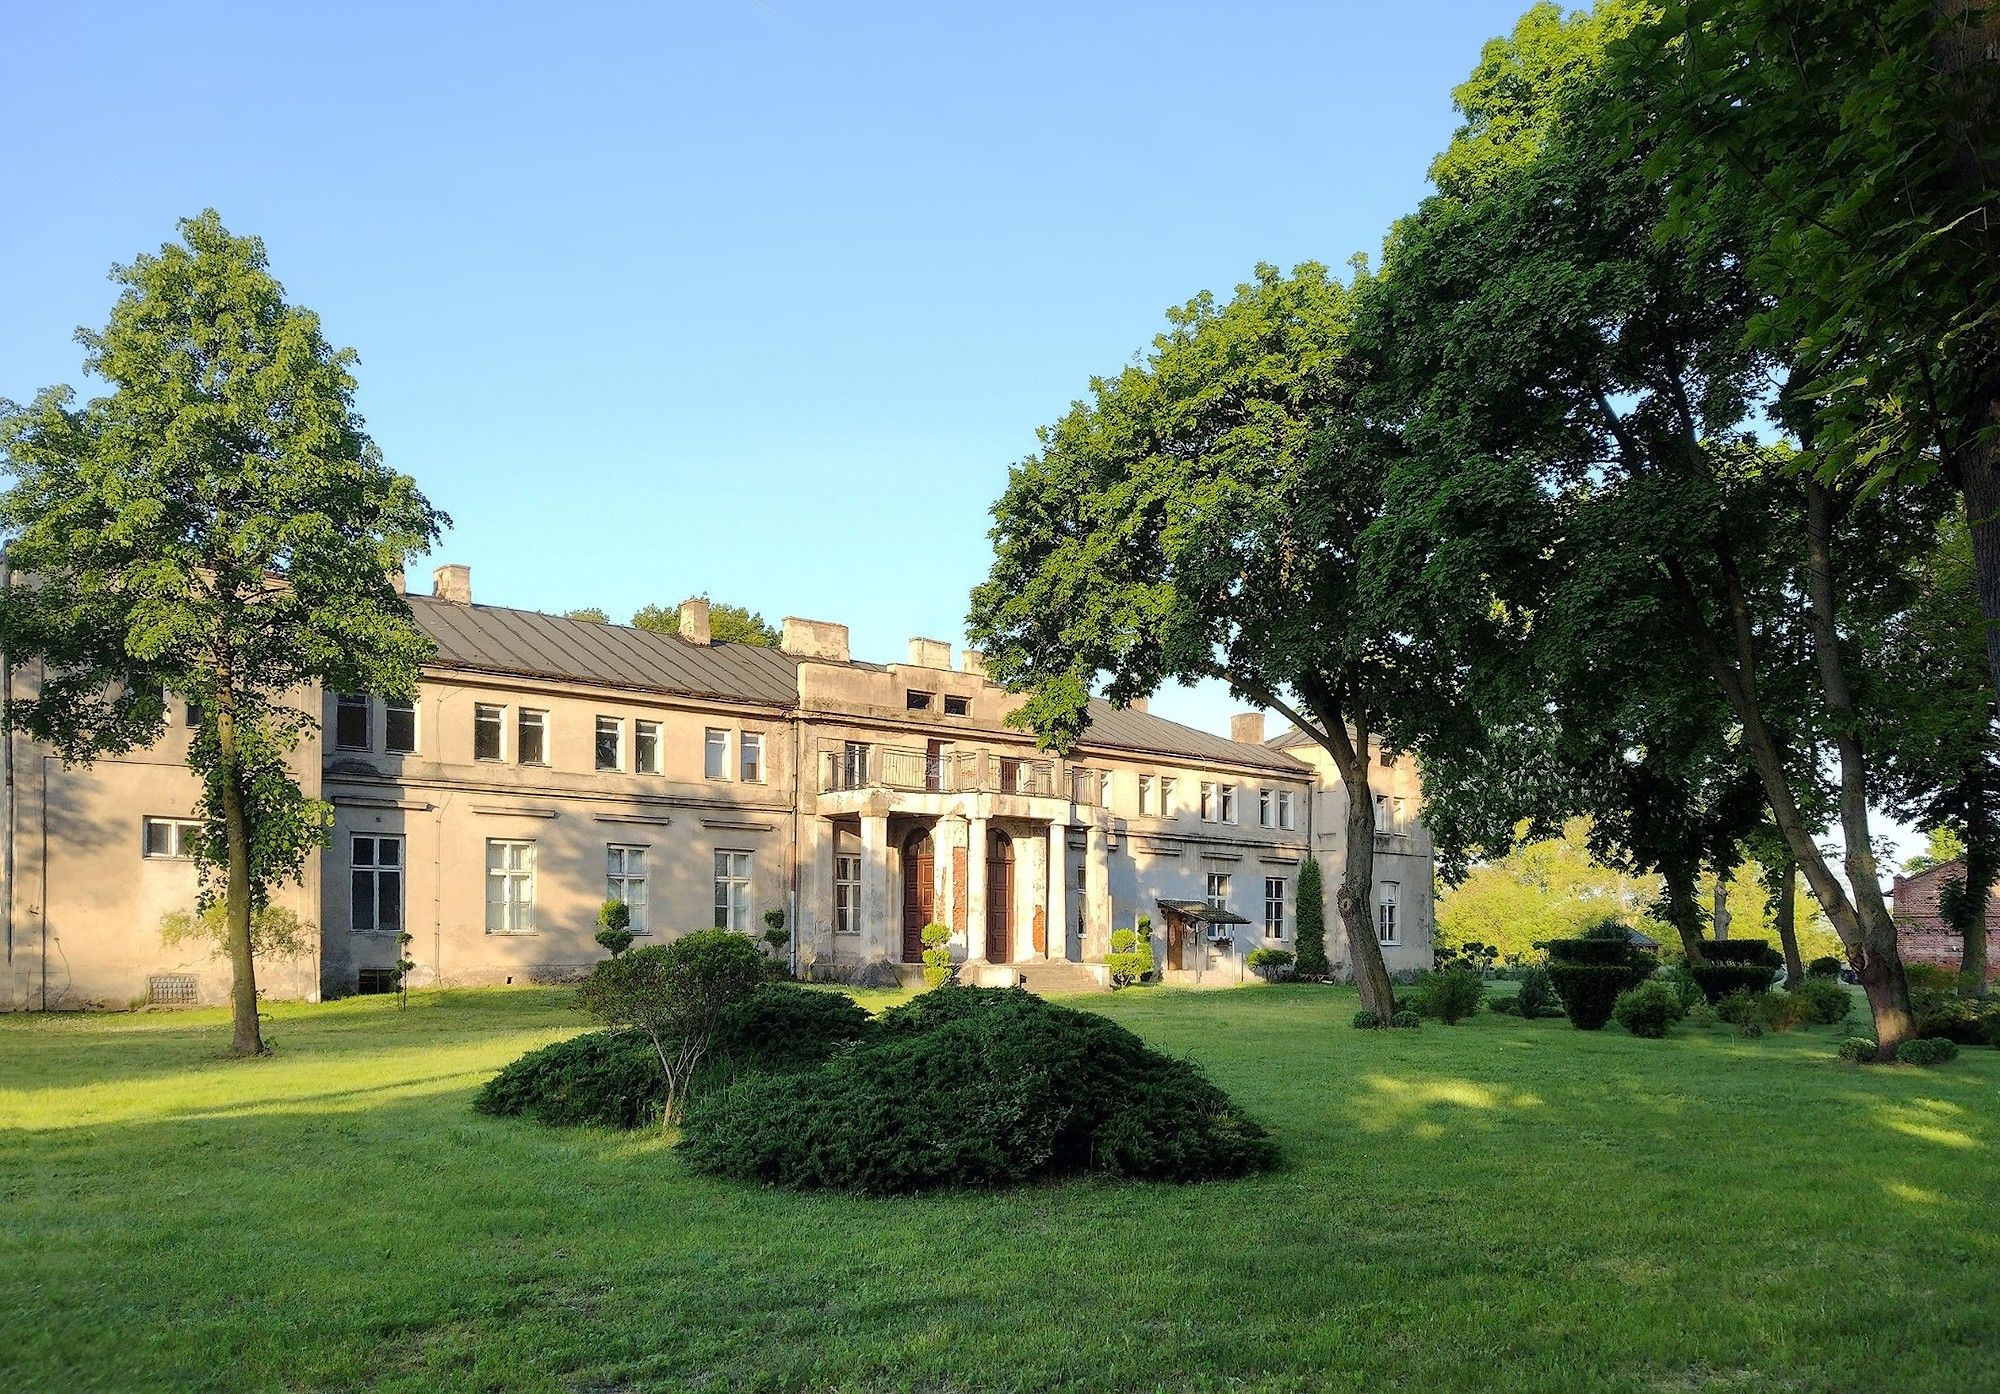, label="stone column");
[1046,818,1067,961]
[1085,820,1111,960]
[966,814,989,962]
[859,812,890,963]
